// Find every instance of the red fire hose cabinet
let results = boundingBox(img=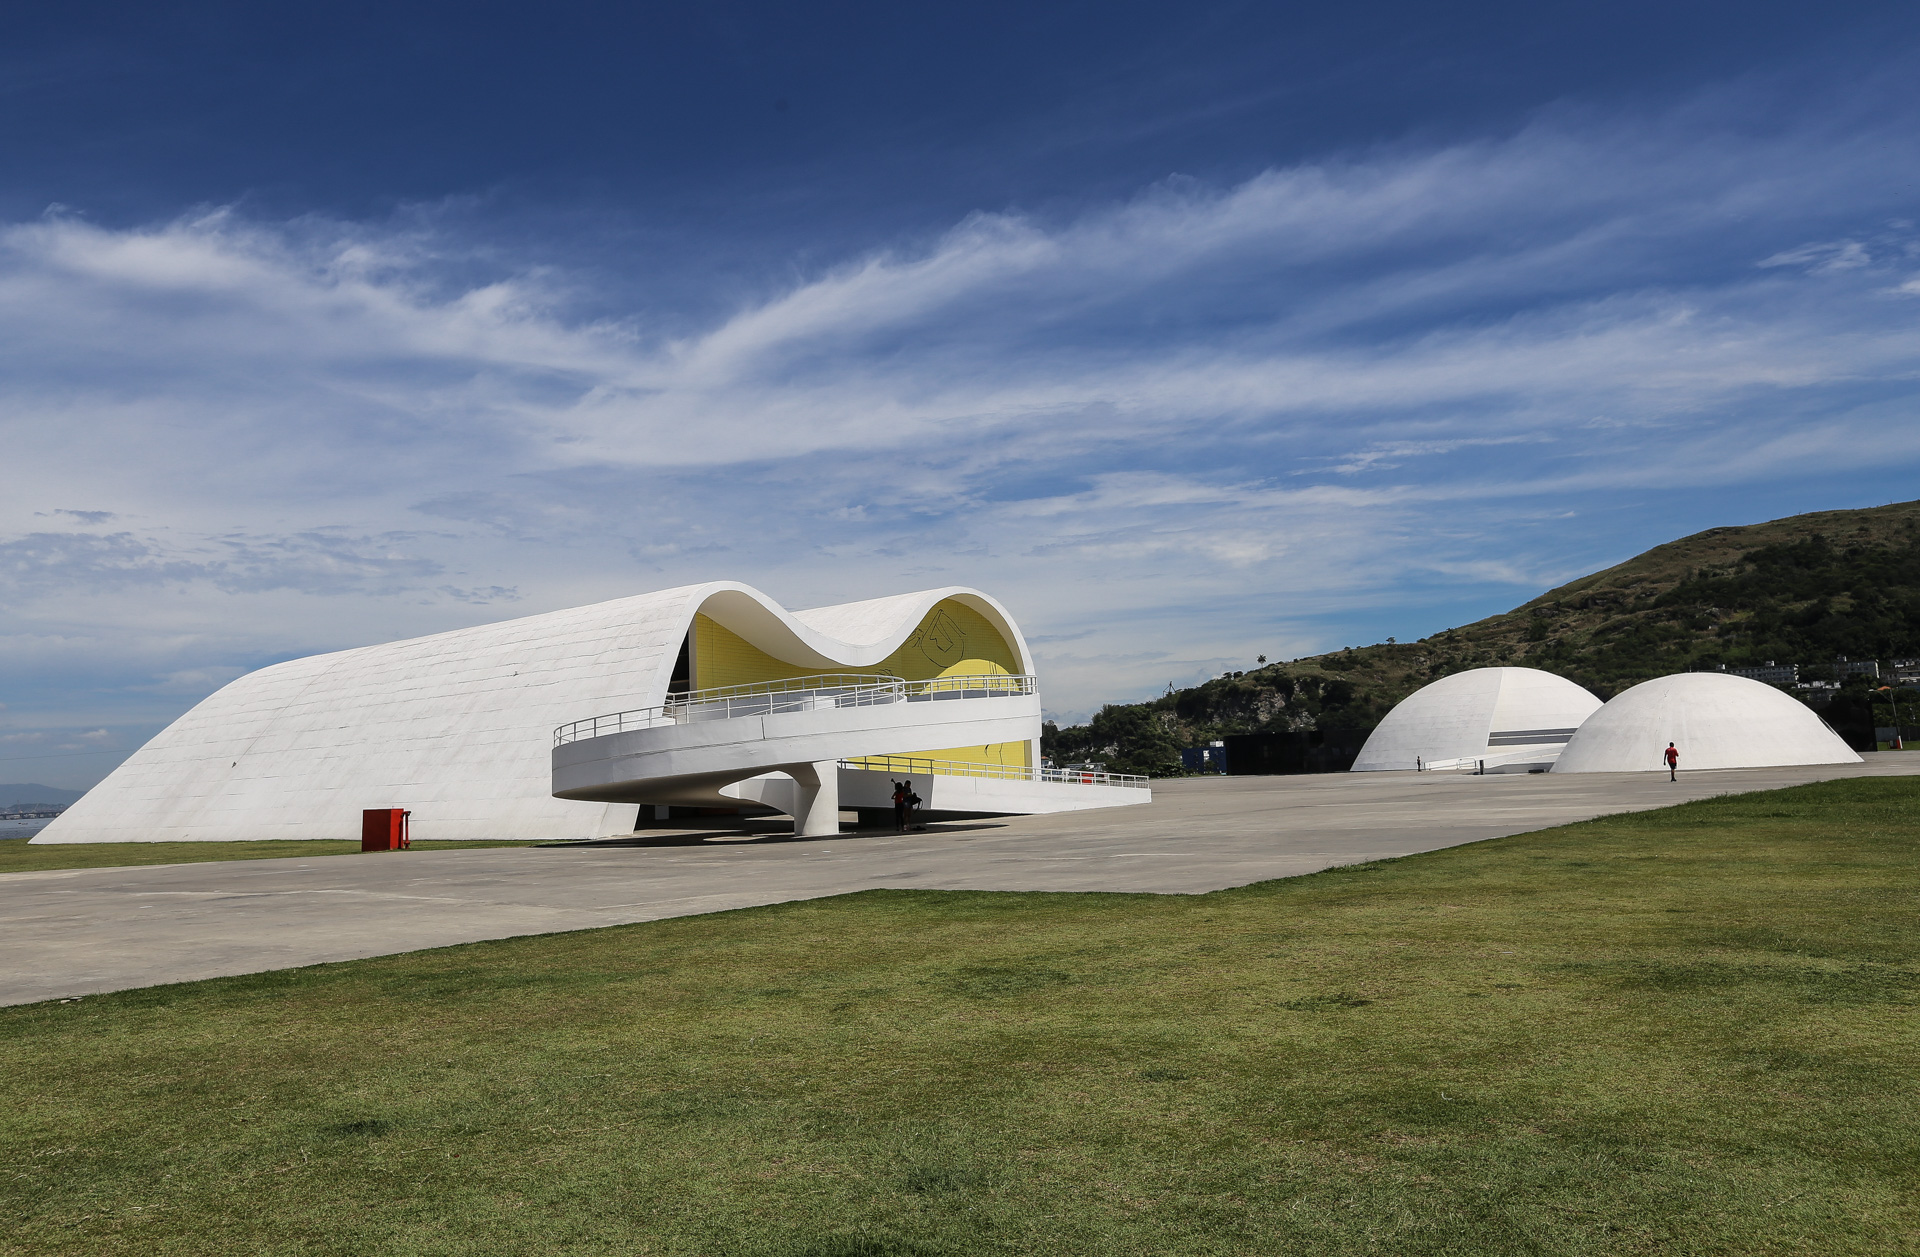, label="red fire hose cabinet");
[361,808,412,851]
